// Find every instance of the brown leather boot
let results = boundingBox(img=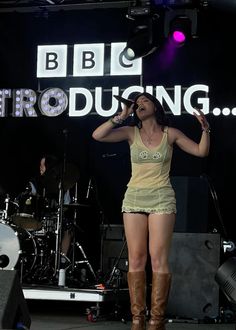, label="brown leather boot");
[147,272,171,330]
[127,271,146,330]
